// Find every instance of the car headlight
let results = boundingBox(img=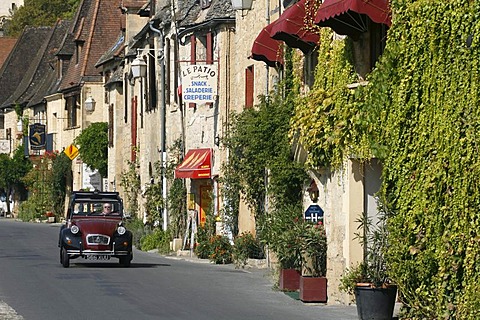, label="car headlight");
[71,225,79,234]
[117,226,126,235]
